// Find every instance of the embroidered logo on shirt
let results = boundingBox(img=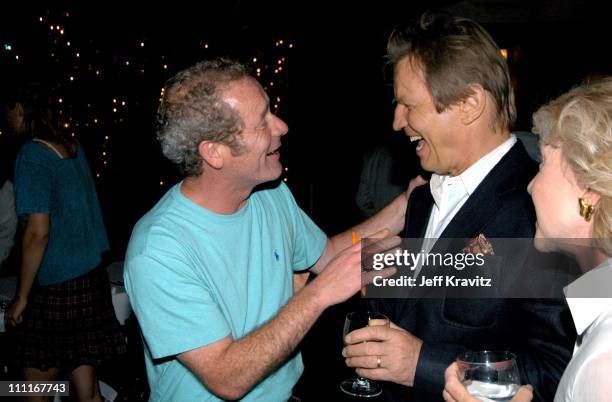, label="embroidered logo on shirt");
[274,249,280,261]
